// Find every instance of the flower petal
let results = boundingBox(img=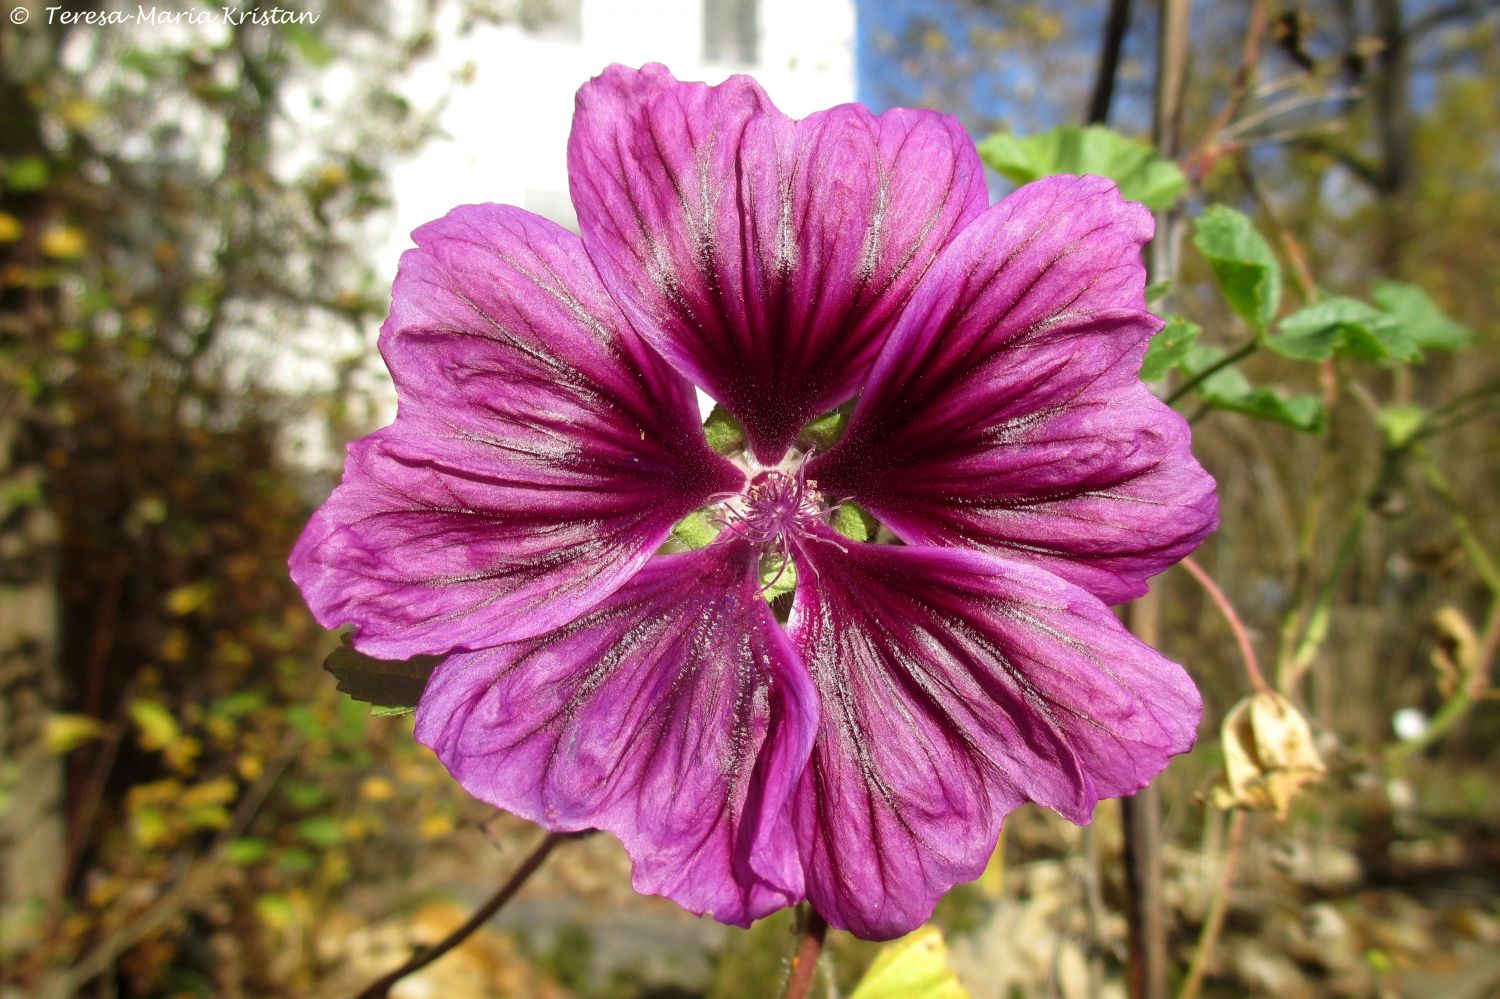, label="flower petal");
[290,205,743,658]
[415,539,818,926]
[788,529,1200,939]
[569,64,988,463]
[811,175,1217,603]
